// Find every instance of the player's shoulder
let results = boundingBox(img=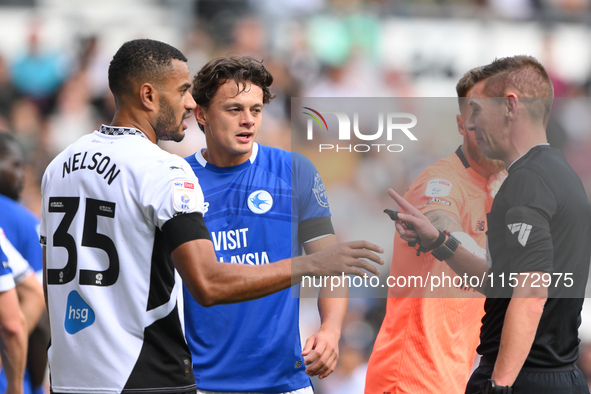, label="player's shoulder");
[256,144,293,162]
[402,152,475,207]
[505,149,554,191]
[511,146,571,183]
[412,153,464,187]
[0,195,38,226]
[142,148,197,184]
[44,134,94,171]
[259,145,316,172]
[252,143,294,174]
[253,145,323,188]
[183,150,199,167]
